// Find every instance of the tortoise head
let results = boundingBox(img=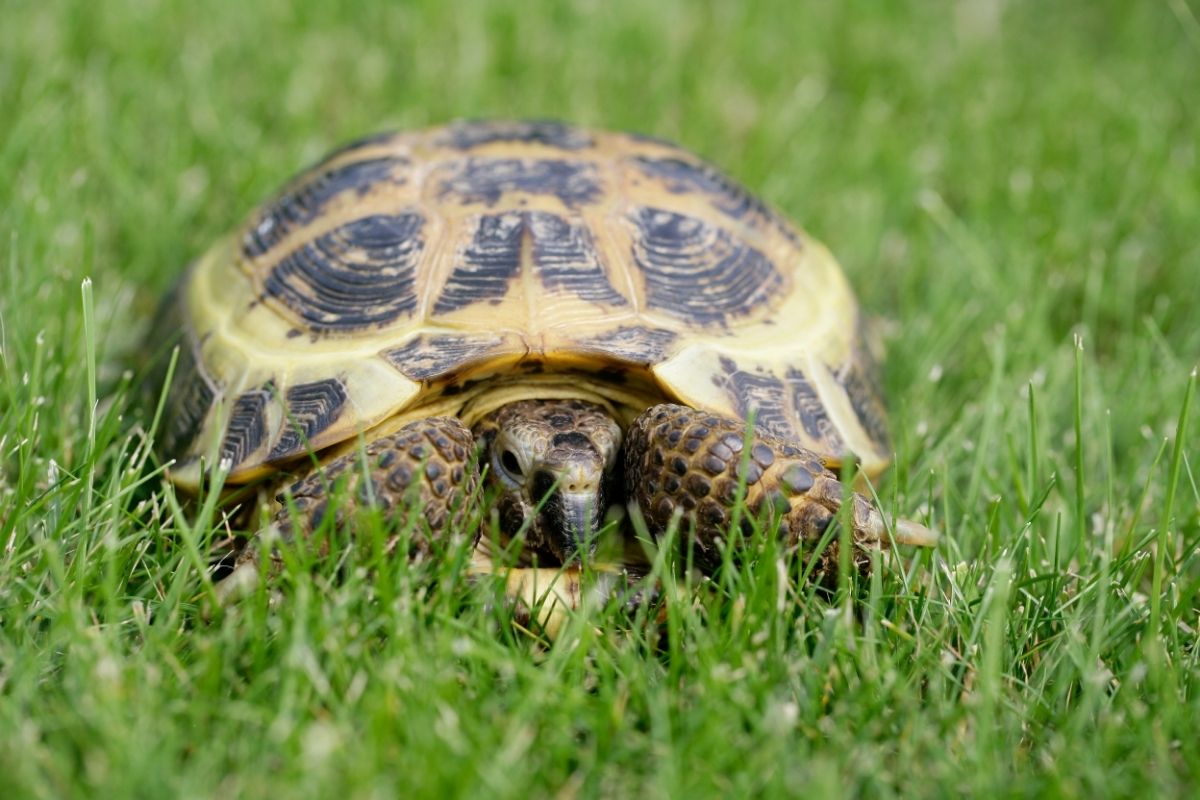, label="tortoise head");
[473,399,622,563]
